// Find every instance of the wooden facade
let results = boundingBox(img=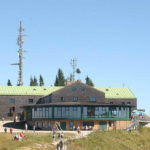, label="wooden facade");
[22,81,136,130]
[0,81,136,130]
